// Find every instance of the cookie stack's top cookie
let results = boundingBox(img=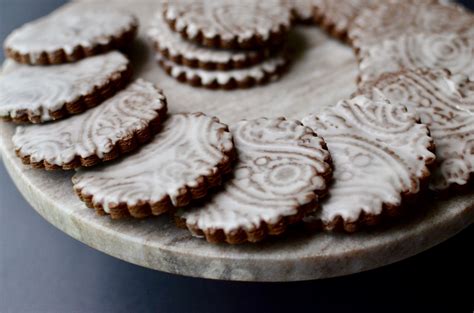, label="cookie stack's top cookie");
[148,1,292,89]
